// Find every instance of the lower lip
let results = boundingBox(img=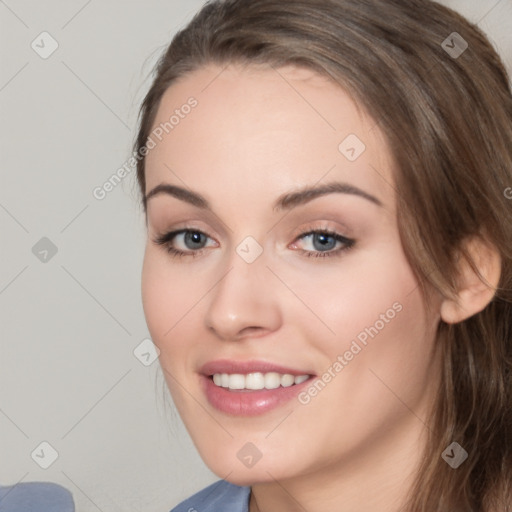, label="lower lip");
[200,375,314,416]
